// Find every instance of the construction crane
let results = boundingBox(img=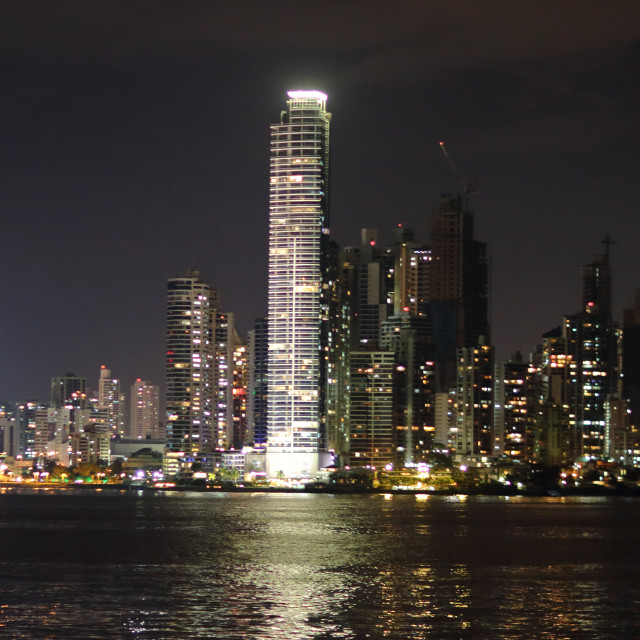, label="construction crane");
[439,141,478,196]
